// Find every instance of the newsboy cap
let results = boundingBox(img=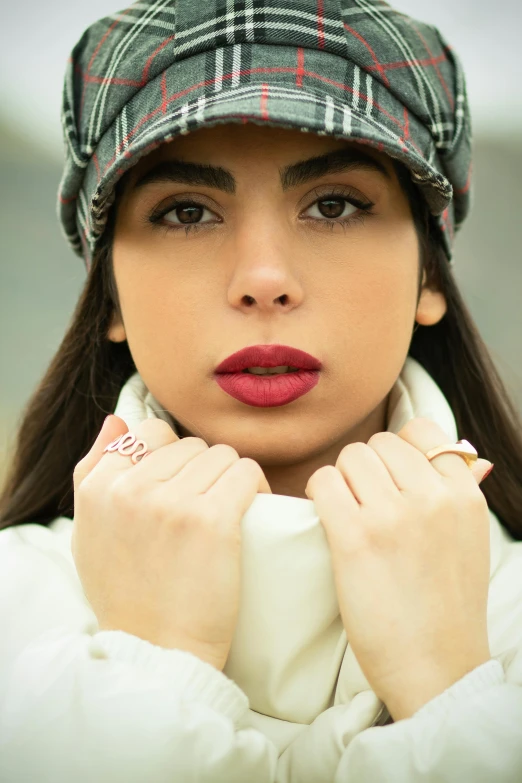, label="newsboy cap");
[58,0,472,267]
